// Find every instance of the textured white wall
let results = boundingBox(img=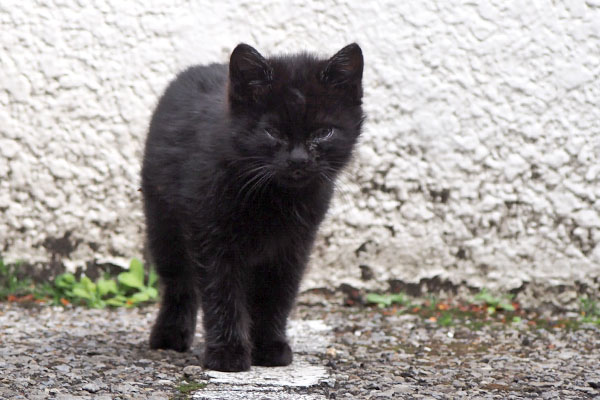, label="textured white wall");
[1,1,599,303]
